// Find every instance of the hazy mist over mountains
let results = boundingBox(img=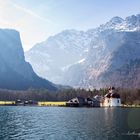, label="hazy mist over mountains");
[25,14,140,89]
[0,29,57,90]
[0,14,139,90]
